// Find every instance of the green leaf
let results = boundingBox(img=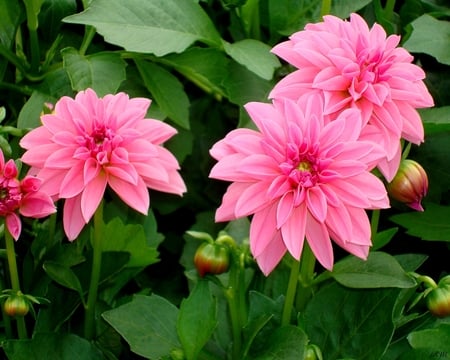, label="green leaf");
[403,14,450,65]
[17,68,72,129]
[250,325,308,360]
[135,59,190,129]
[243,291,284,357]
[223,39,280,80]
[420,106,450,134]
[223,62,273,105]
[164,47,230,99]
[3,332,103,359]
[101,217,159,268]
[63,0,222,56]
[330,0,373,19]
[102,294,181,359]
[407,323,450,353]
[372,227,398,251]
[62,48,126,96]
[331,252,417,288]
[43,261,84,298]
[390,203,450,241]
[177,280,216,360]
[305,282,398,359]
[0,0,21,48]
[39,0,77,41]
